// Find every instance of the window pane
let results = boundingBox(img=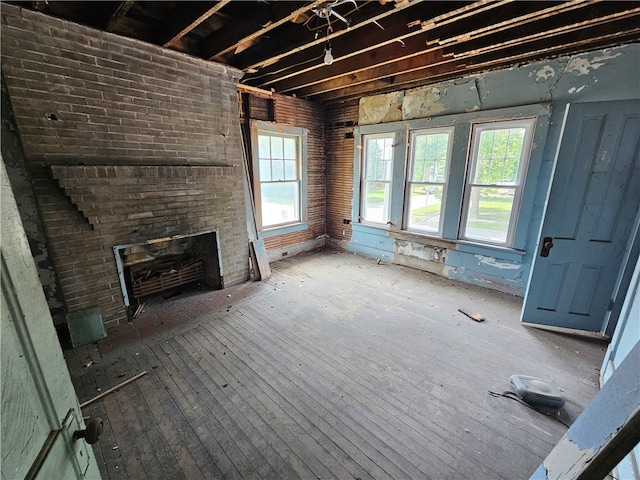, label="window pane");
[412,132,449,183]
[272,159,284,181]
[475,128,525,185]
[283,137,296,160]
[463,186,515,243]
[407,184,443,233]
[259,159,271,181]
[271,136,283,159]
[284,160,297,180]
[363,181,390,224]
[258,135,270,157]
[261,181,300,227]
[365,136,393,181]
